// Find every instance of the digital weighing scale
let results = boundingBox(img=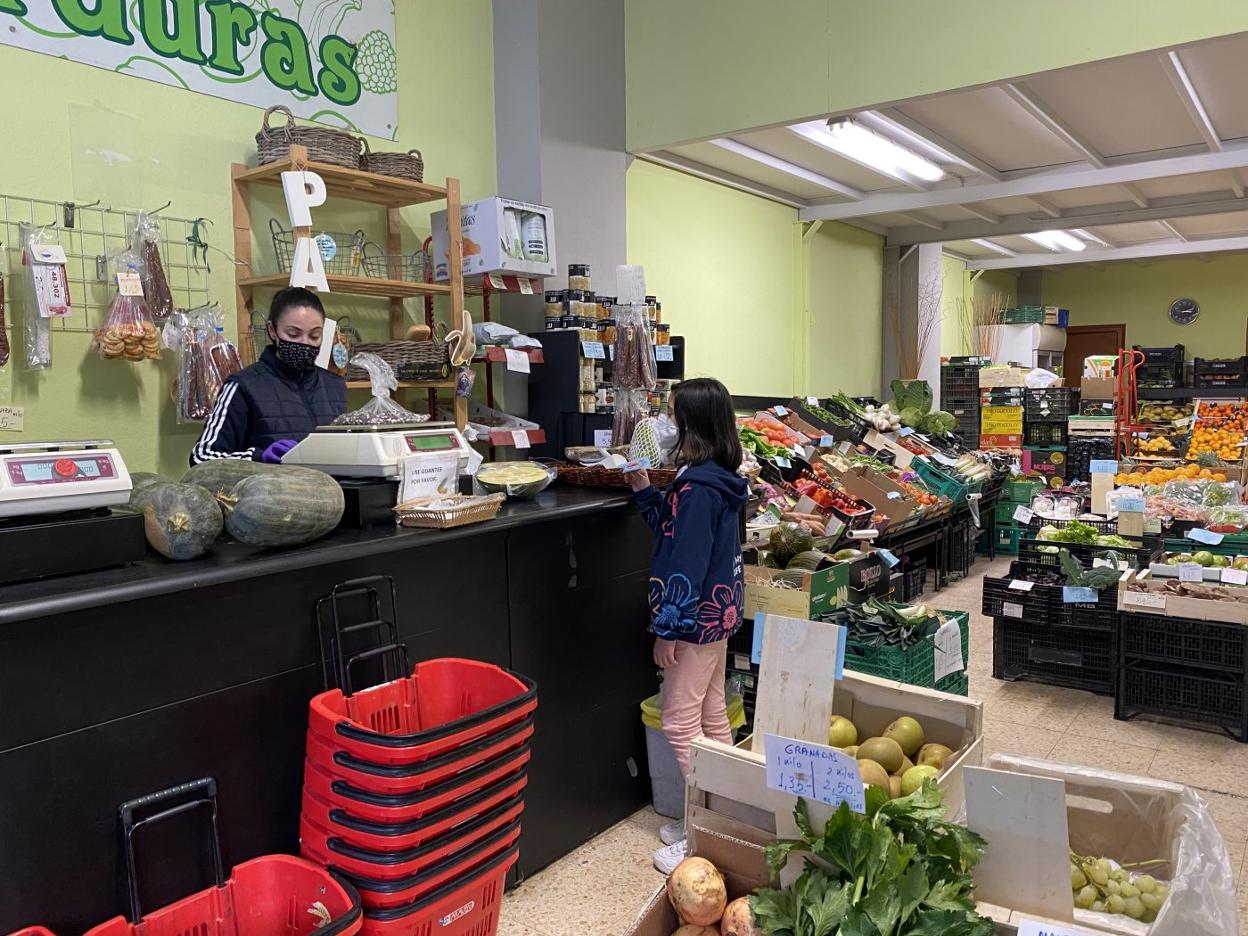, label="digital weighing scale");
[282,422,472,479]
[0,440,134,518]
